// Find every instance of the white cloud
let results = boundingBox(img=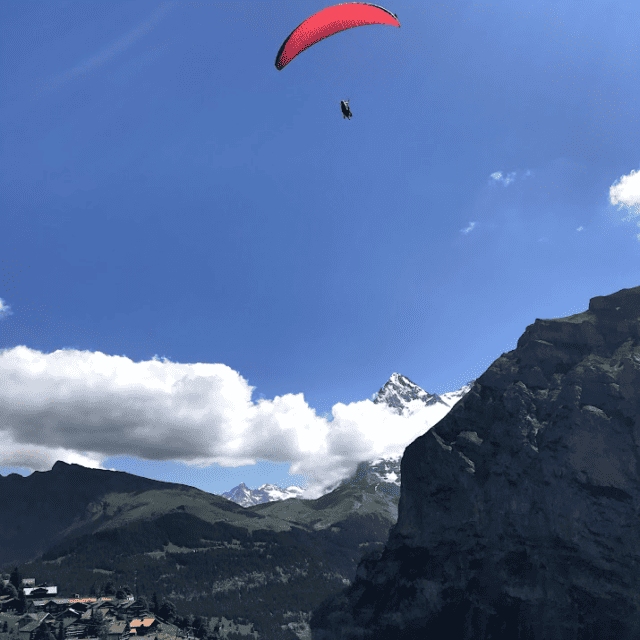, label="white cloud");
[0,347,448,499]
[461,221,476,234]
[0,298,12,320]
[490,171,516,186]
[576,226,584,232]
[489,169,532,187]
[610,169,640,223]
